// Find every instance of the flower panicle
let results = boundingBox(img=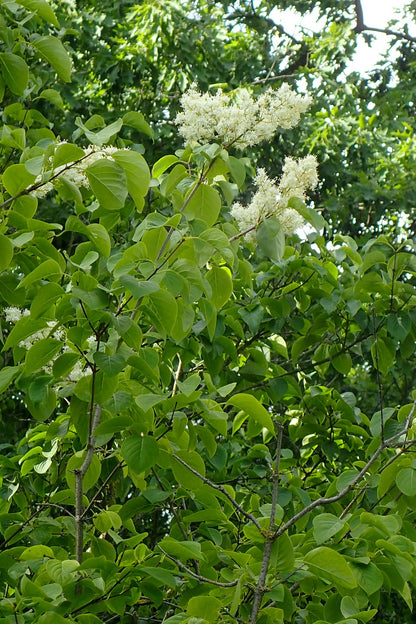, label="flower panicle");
[231,156,319,240]
[175,83,312,149]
